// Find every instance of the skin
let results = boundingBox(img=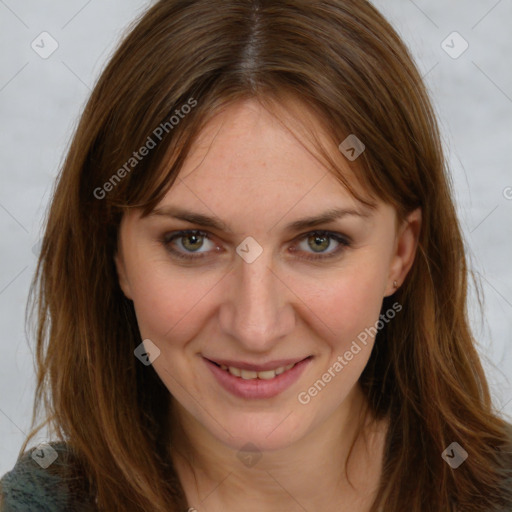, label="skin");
[115,98,421,511]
